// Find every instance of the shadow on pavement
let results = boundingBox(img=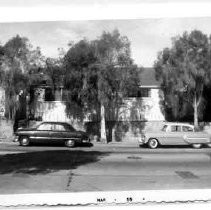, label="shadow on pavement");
[28,142,94,148]
[139,144,210,149]
[0,150,110,175]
